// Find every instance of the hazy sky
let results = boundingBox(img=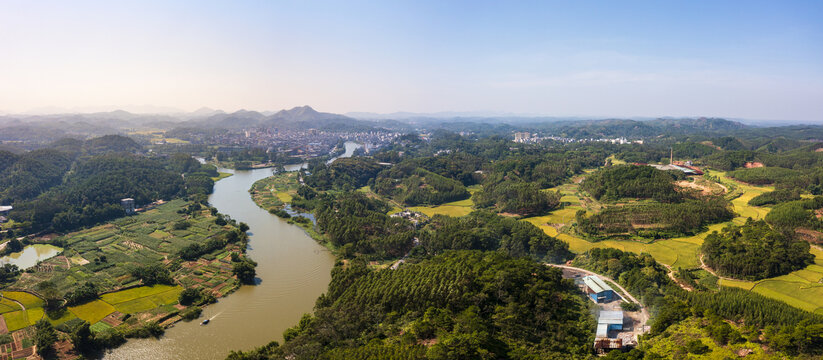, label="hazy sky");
[1,1,821,121]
